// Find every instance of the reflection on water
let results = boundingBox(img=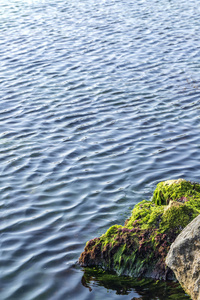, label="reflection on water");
[81,268,190,300]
